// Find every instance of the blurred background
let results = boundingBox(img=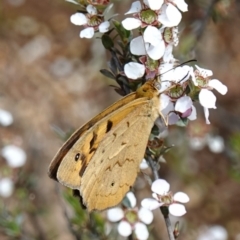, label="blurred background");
[0,0,239,239]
